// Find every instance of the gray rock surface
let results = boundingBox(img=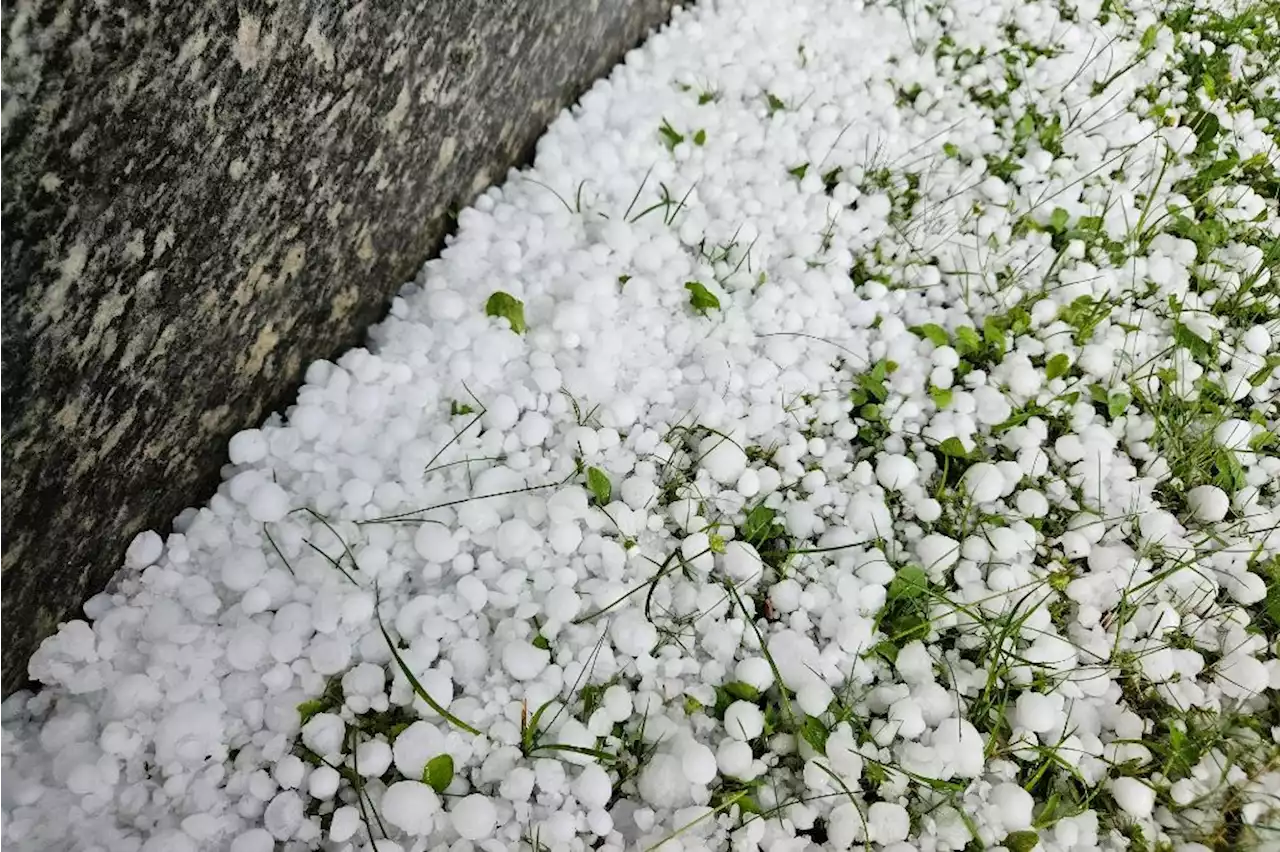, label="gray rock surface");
[1,0,679,694]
